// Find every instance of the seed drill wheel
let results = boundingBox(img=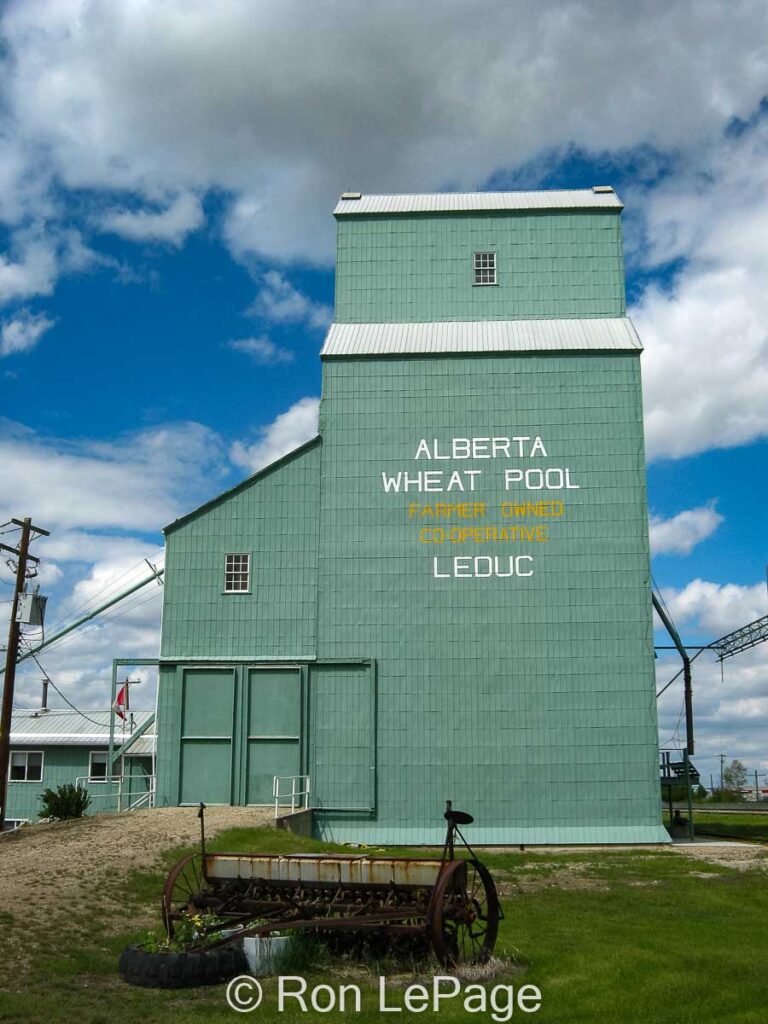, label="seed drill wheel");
[162,853,206,938]
[429,858,500,965]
